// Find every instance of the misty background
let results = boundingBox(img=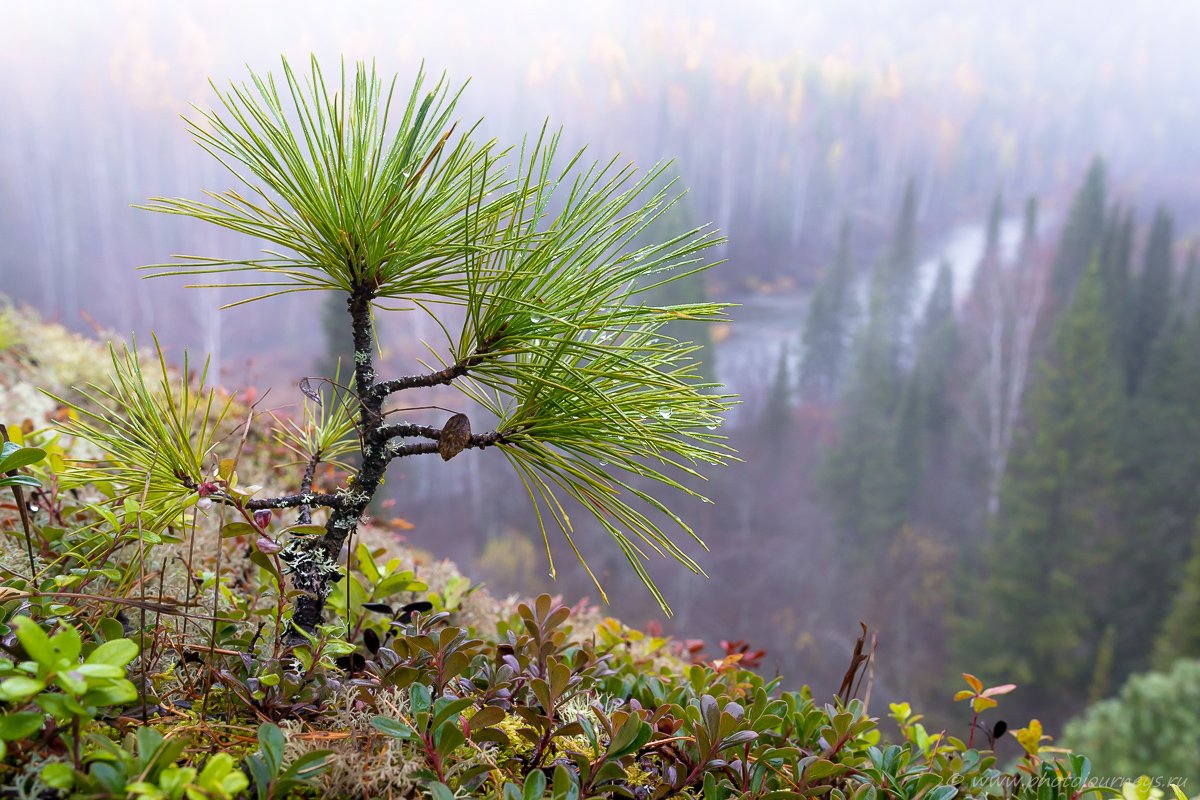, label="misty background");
[4,0,1200,736]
